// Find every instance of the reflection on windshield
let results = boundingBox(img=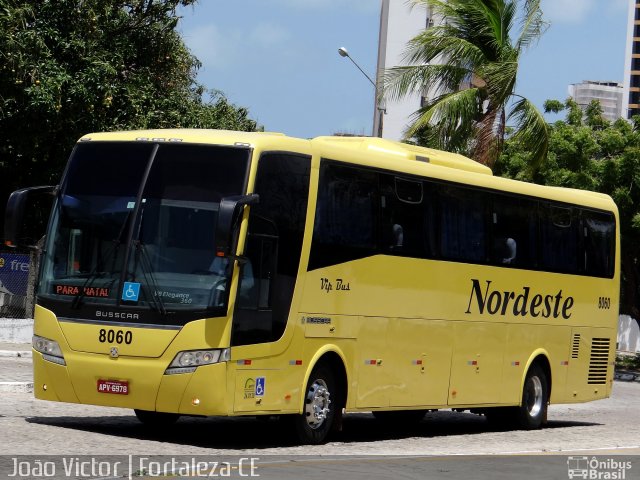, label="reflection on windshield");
[39,141,250,322]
